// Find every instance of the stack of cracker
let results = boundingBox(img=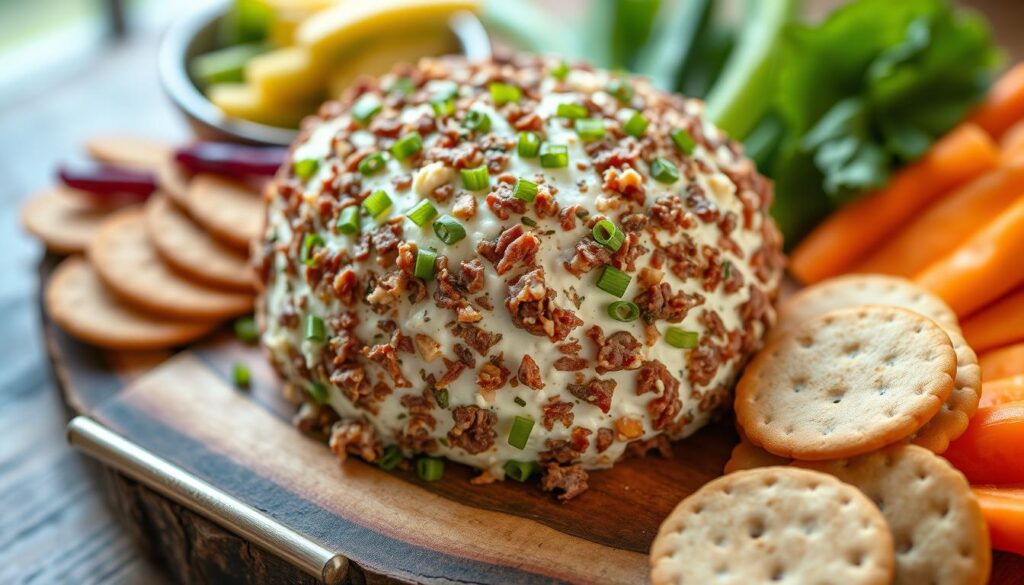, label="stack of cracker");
[22,135,263,350]
[651,275,991,585]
